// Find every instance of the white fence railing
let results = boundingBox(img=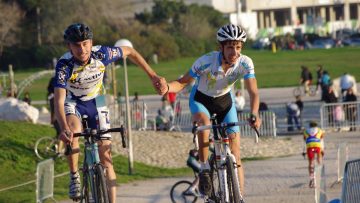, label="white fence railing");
[320,101,360,132]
